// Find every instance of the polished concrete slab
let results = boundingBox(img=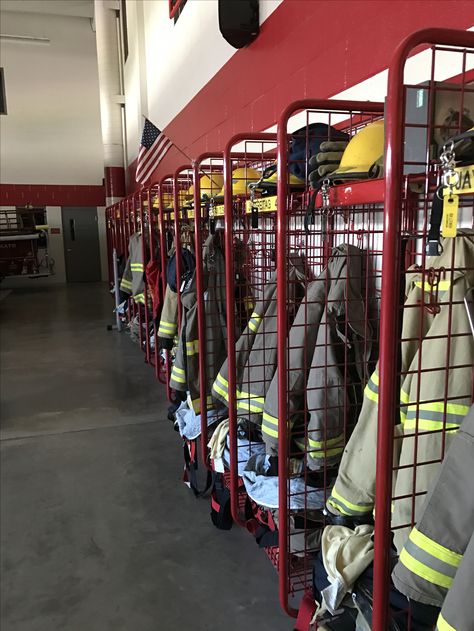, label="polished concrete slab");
[1,284,290,631]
